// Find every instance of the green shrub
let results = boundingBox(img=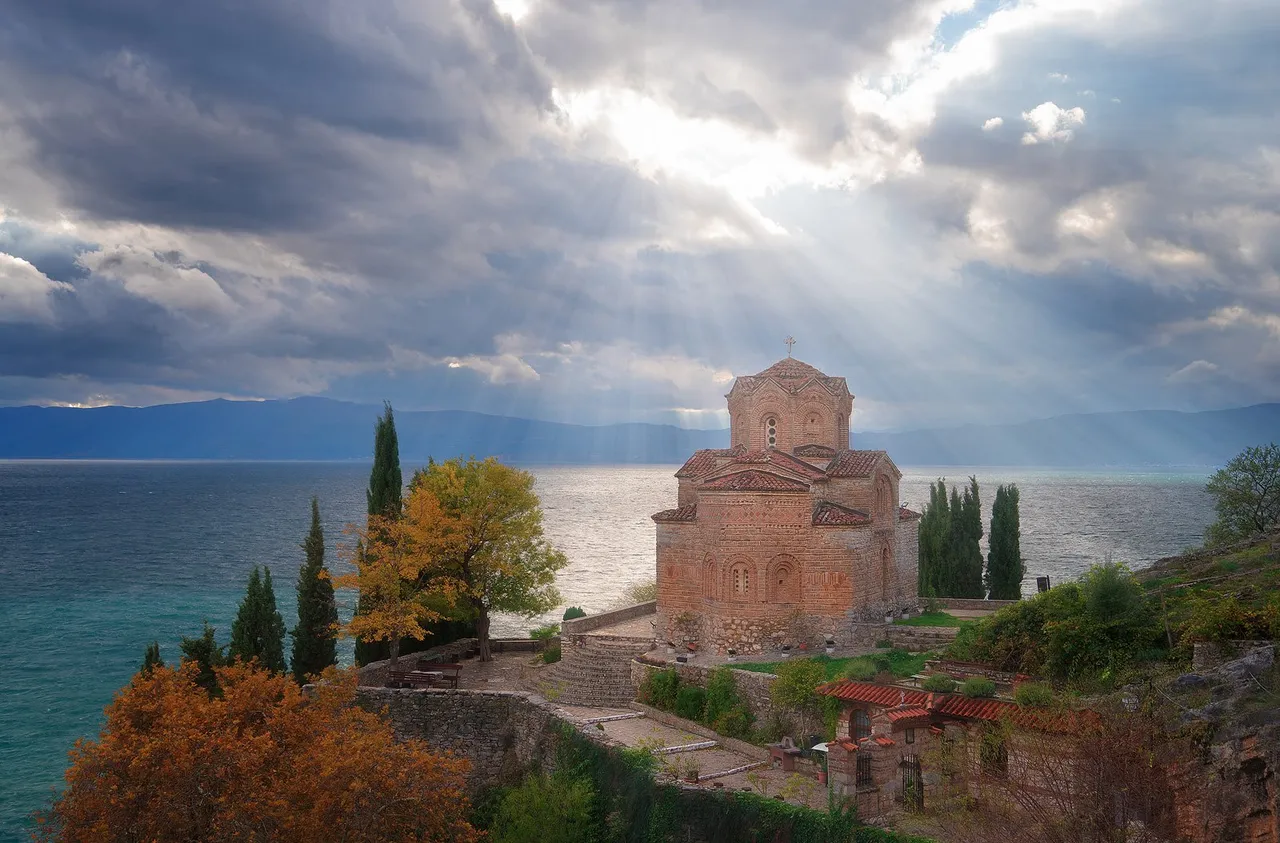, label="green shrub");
[712,705,754,740]
[703,667,742,725]
[640,668,680,710]
[562,606,586,621]
[488,772,596,843]
[530,623,560,641]
[921,674,956,693]
[542,644,562,664]
[770,658,827,712]
[1179,592,1274,644]
[843,657,877,681]
[960,677,996,698]
[1014,681,1055,708]
[675,685,707,721]
[874,638,893,649]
